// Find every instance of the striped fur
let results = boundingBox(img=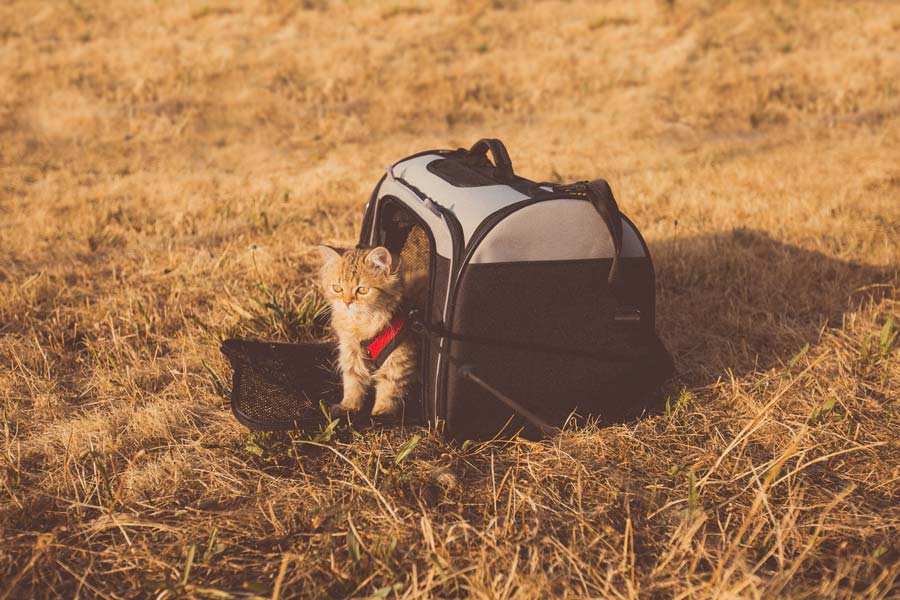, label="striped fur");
[317,245,417,416]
